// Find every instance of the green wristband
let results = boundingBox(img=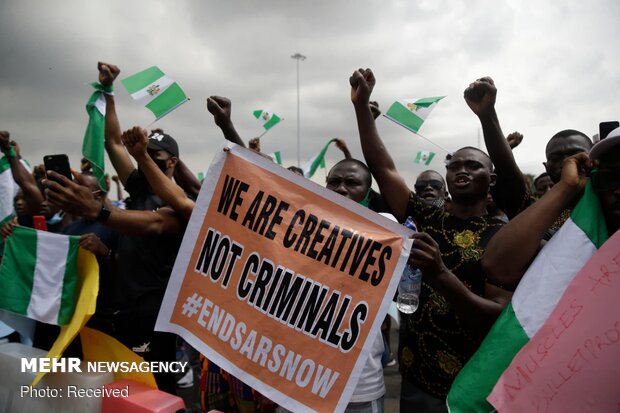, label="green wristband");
[91,82,114,94]
[3,146,16,158]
